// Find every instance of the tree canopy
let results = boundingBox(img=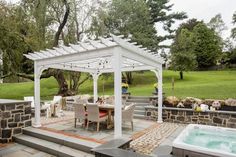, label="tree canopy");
[171,20,222,79]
